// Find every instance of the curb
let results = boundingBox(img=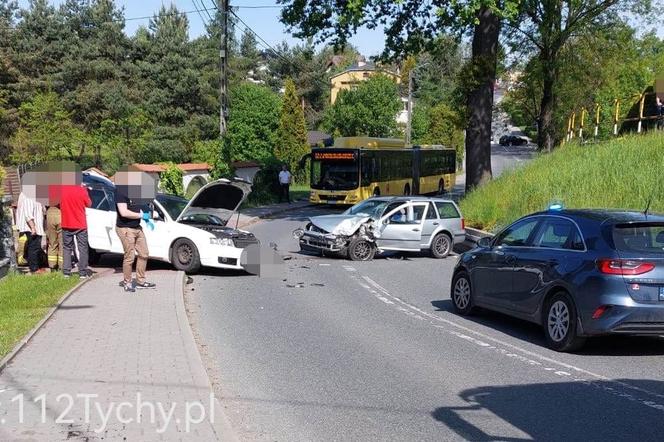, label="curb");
[0,270,105,373]
[174,271,239,442]
[458,227,494,253]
